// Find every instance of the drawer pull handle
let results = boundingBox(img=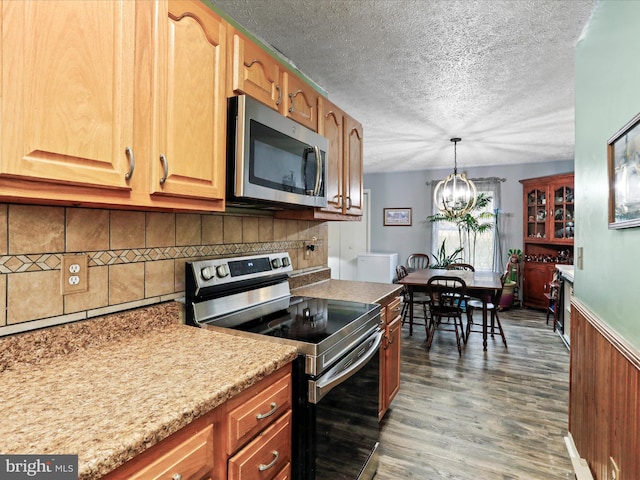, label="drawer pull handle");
[172,474,182,480]
[256,402,278,420]
[258,450,279,471]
